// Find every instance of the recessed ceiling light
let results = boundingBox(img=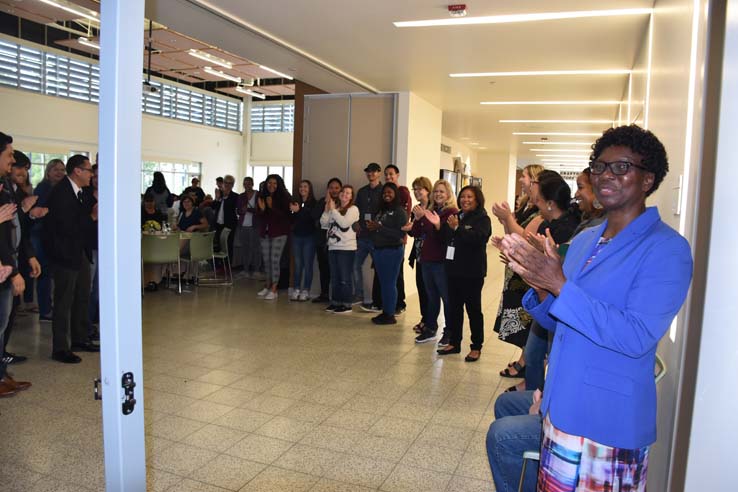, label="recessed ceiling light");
[450,69,631,78]
[394,8,651,27]
[188,49,232,69]
[500,119,613,124]
[259,65,294,80]
[38,0,98,22]
[77,37,100,50]
[513,132,600,136]
[482,101,620,106]
[203,66,241,83]
[523,141,591,145]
